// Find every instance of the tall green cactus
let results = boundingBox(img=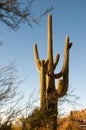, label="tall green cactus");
[33,14,72,130]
